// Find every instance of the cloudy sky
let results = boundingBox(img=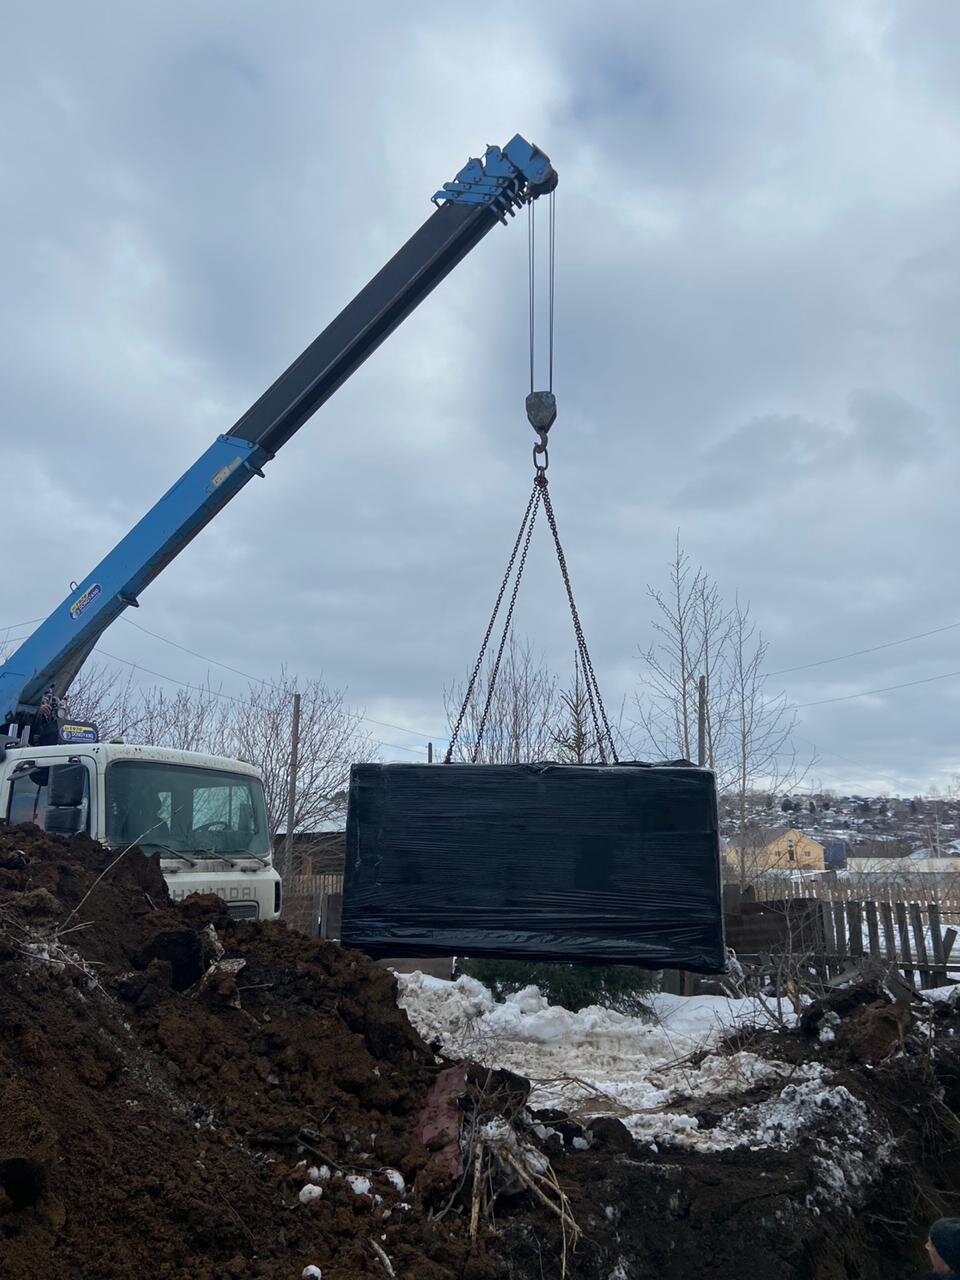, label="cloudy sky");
[3,1,960,795]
